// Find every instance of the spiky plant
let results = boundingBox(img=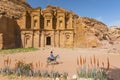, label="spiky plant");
[107,57,110,71]
[76,55,109,80]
